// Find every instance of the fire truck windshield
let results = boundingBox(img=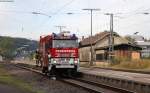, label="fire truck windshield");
[53,40,78,48]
